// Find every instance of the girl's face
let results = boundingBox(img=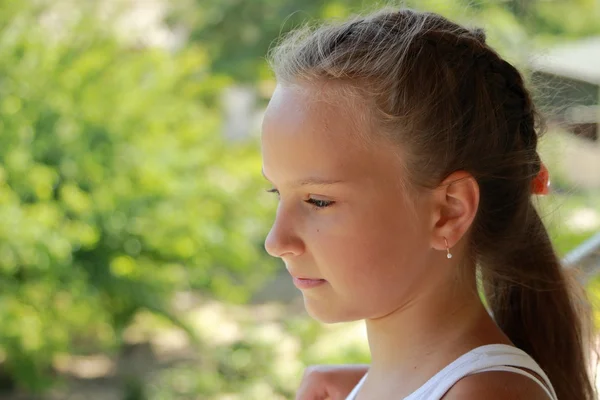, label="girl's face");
[261,84,436,323]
